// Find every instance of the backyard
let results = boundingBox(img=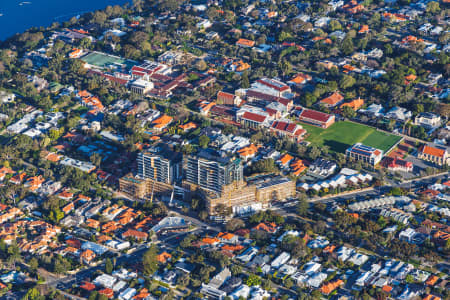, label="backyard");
[300,121,402,153]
